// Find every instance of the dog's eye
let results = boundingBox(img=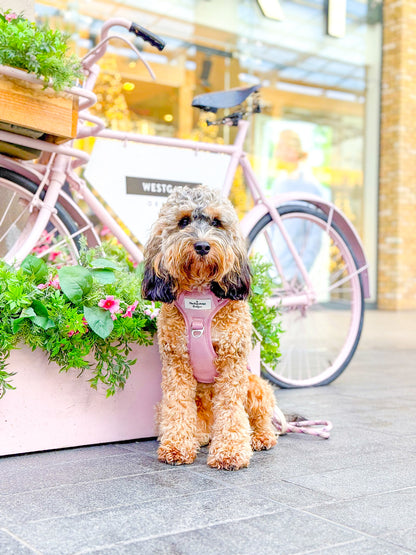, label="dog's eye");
[211,218,222,228]
[178,216,191,229]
